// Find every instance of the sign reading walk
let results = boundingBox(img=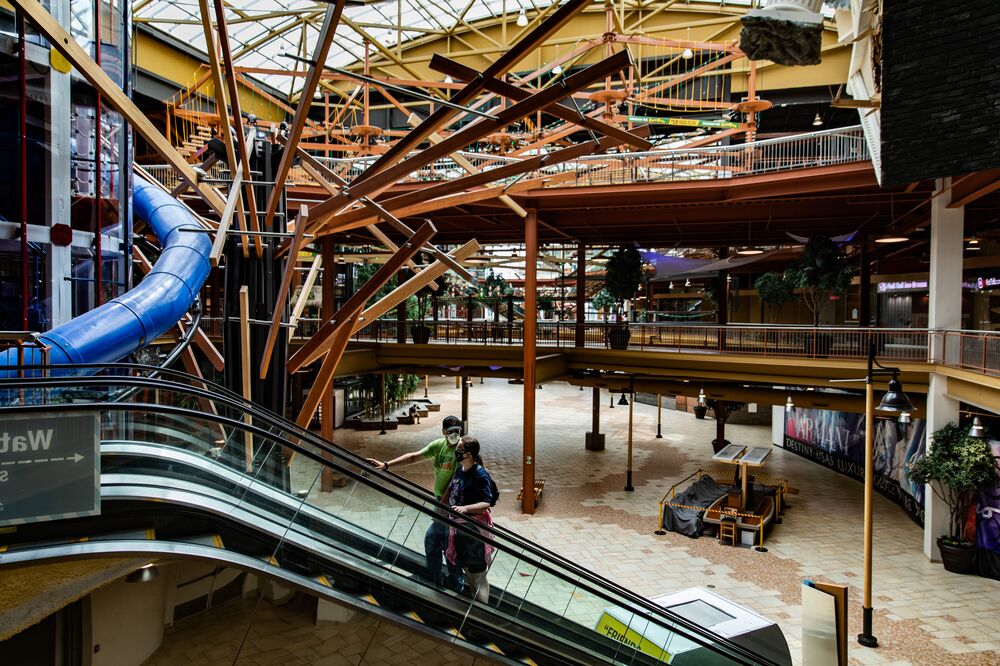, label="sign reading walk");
[0,412,100,526]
